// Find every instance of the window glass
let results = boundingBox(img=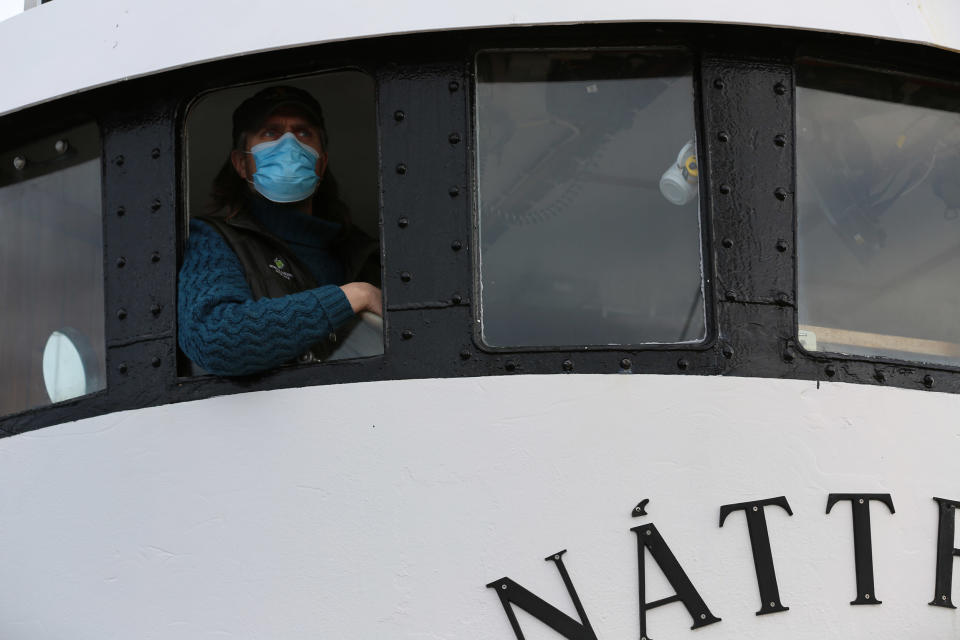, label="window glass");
[797,61,960,366]
[0,123,105,415]
[181,72,382,377]
[475,50,704,348]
